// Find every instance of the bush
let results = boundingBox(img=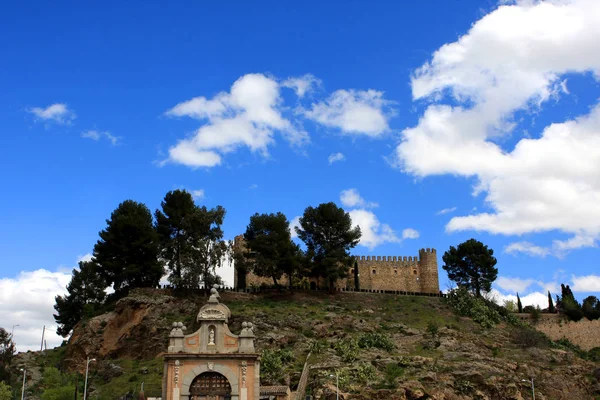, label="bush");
[334,337,360,363]
[381,363,404,389]
[358,333,395,352]
[512,327,549,348]
[529,307,541,324]
[261,348,294,384]
[0,382,11,400]
[354,363,377,384]
[426,321,439,337]
[308,339,326,355]
[447,287,502,328]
